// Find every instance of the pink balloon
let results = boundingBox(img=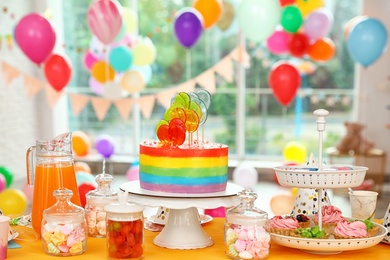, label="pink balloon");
[266,29,289,55]
[22,183,34,203]
[303,8,334,40]
[84,51,98,70]
[89,76,104,95]
[14,13,56,64]
[87,0,123,44]
[0,174,6,192]
[126,165,140,181]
